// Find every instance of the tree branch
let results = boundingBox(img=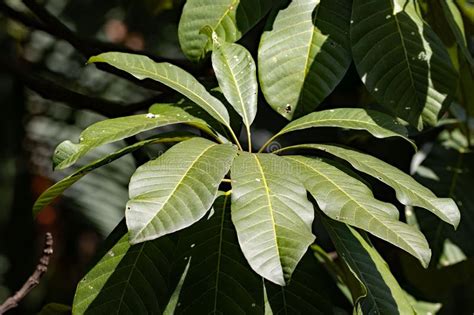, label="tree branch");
[0,56,168,117]
[0,233,54,315]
